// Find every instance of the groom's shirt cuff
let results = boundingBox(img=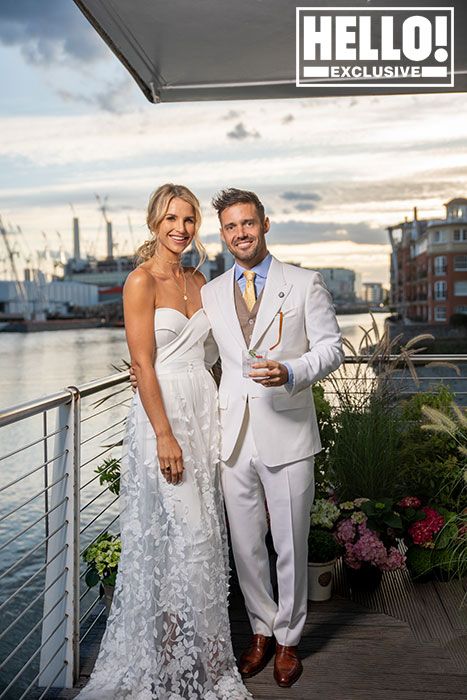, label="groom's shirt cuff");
[283,361,294,392]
